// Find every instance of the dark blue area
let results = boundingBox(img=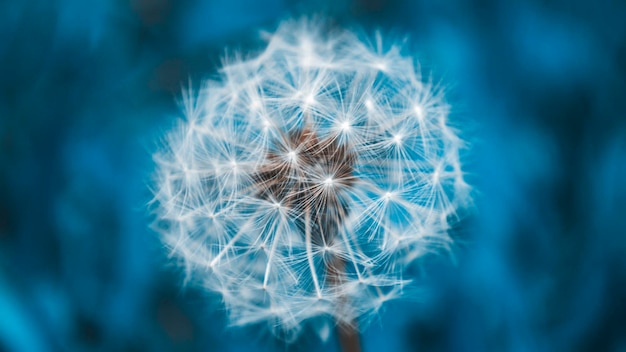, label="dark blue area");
[1,0,625,351]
